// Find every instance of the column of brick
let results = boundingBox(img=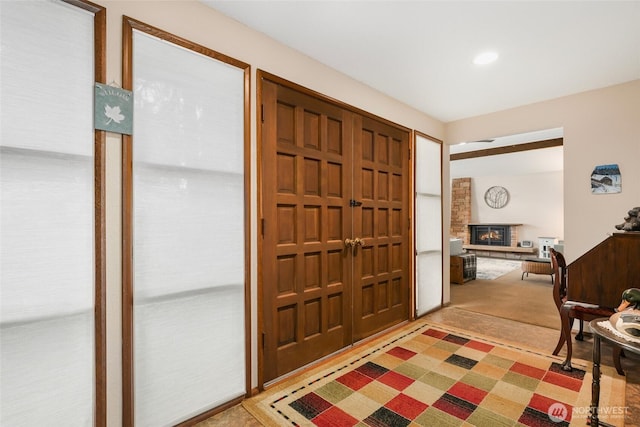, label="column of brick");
[450,178,472,244]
